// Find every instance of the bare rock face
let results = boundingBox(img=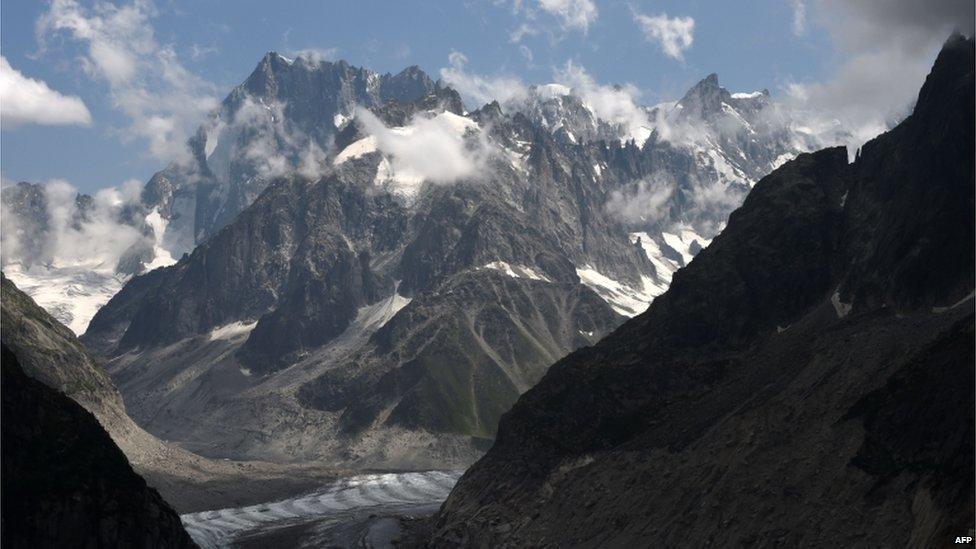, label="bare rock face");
[0,344,196,549]
[428,36,974,547]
